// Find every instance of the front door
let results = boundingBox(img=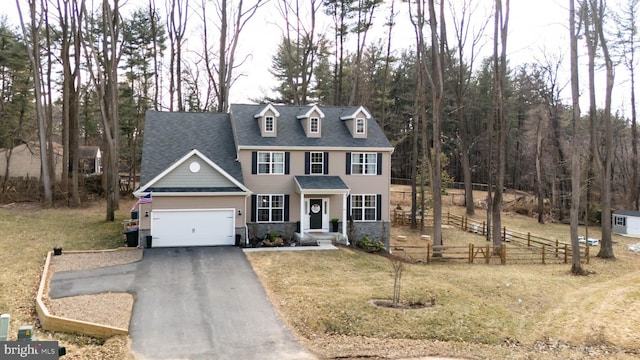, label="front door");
[309,199,323,230]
